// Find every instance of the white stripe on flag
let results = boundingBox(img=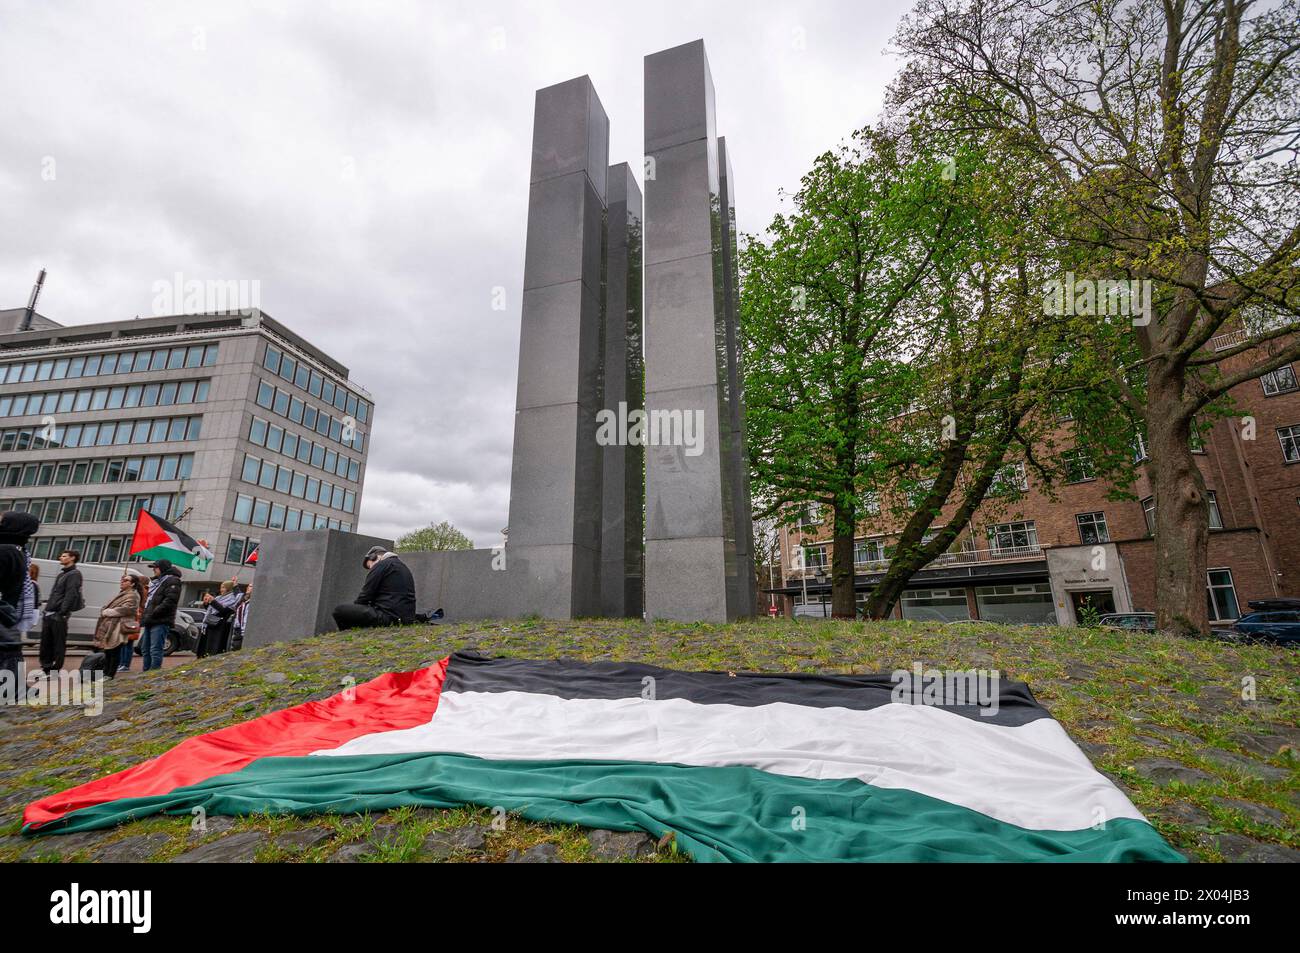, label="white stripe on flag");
[313,689,1144,832]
